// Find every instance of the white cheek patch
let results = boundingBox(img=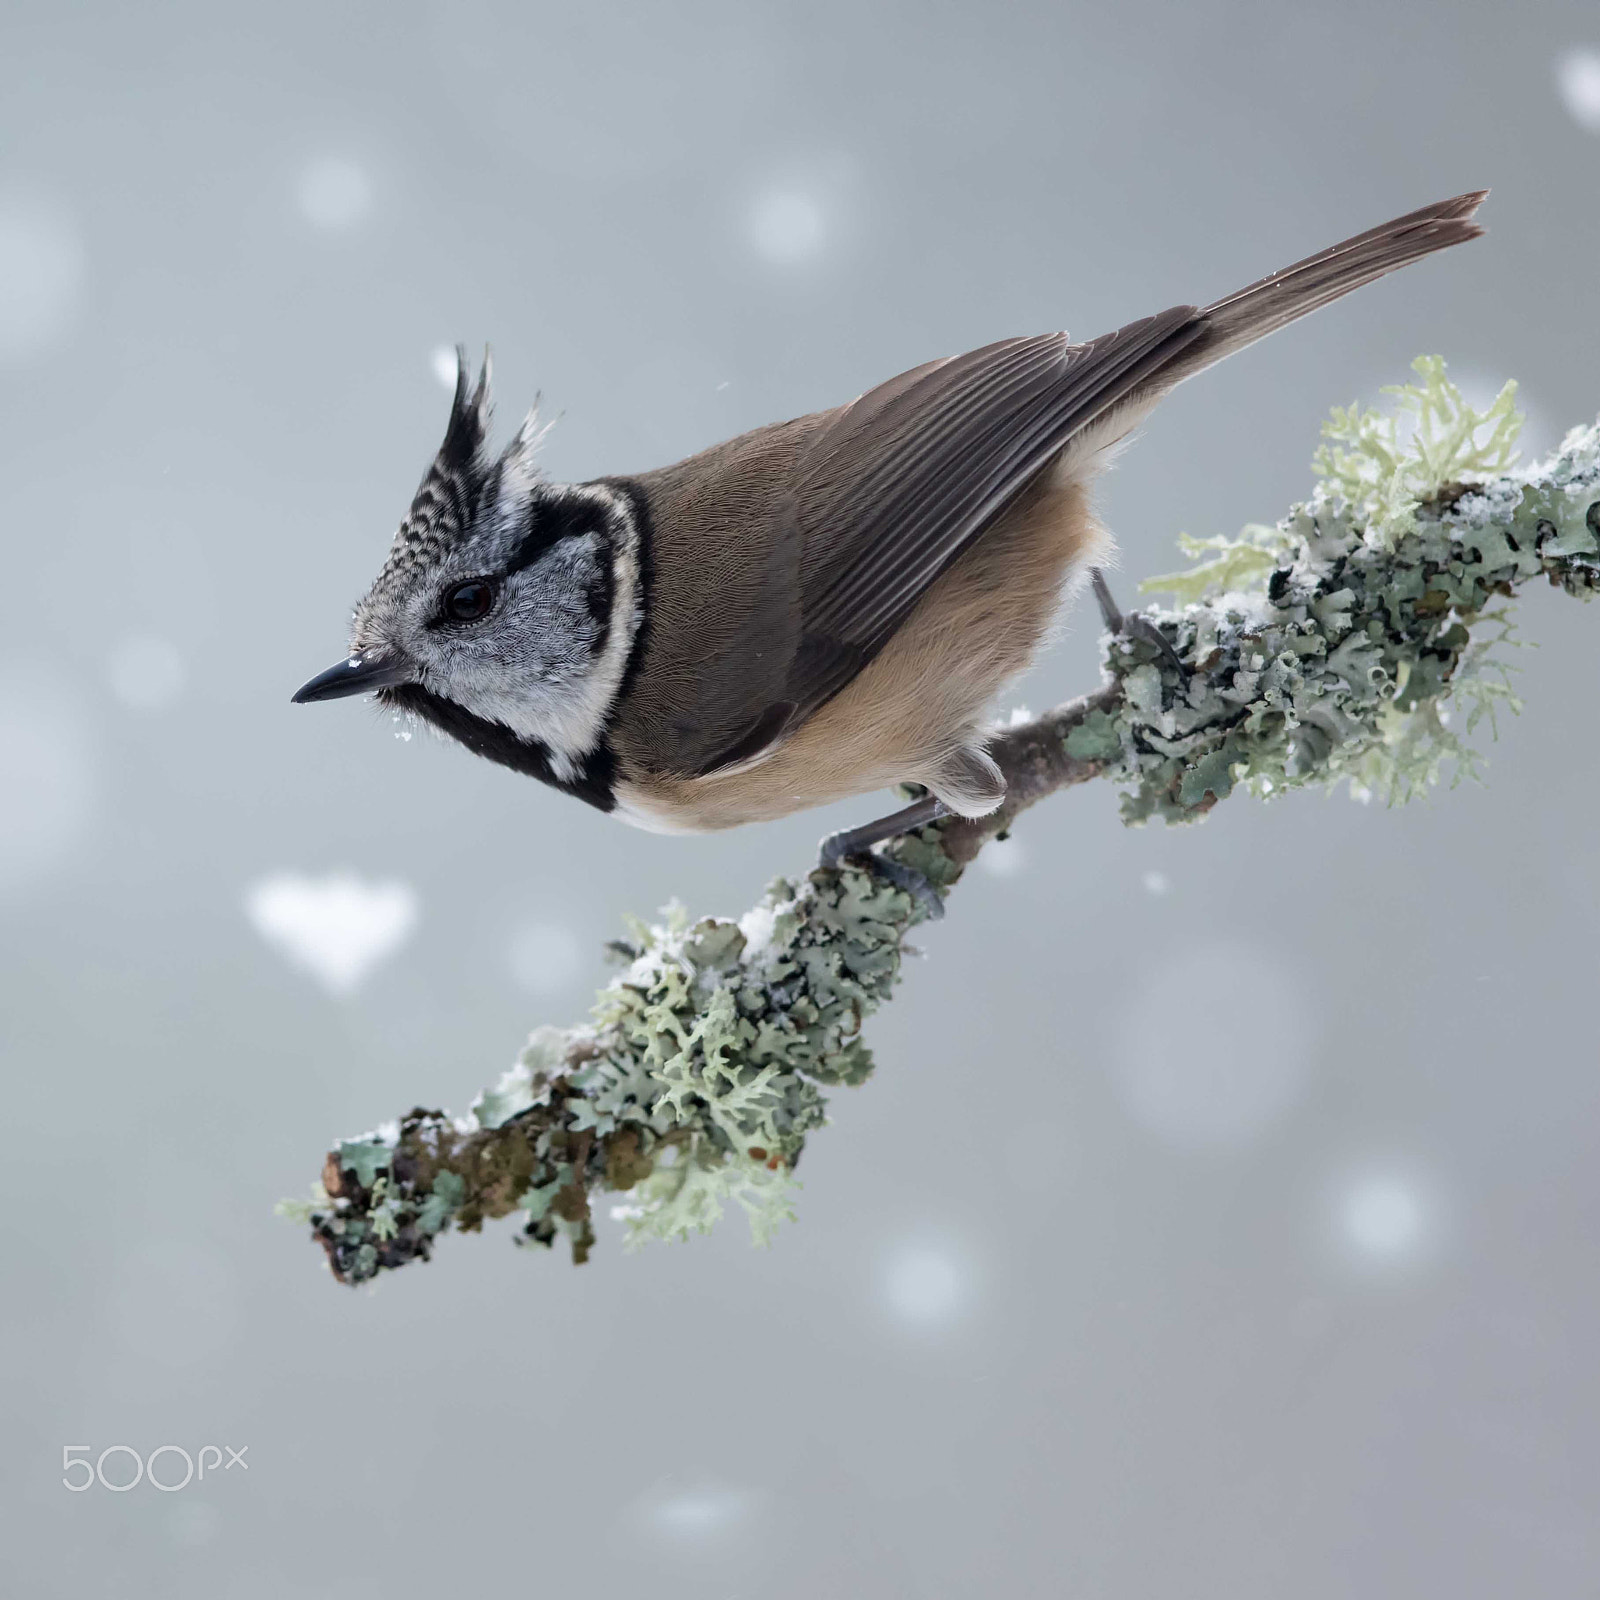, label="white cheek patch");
[428,486,643,772]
